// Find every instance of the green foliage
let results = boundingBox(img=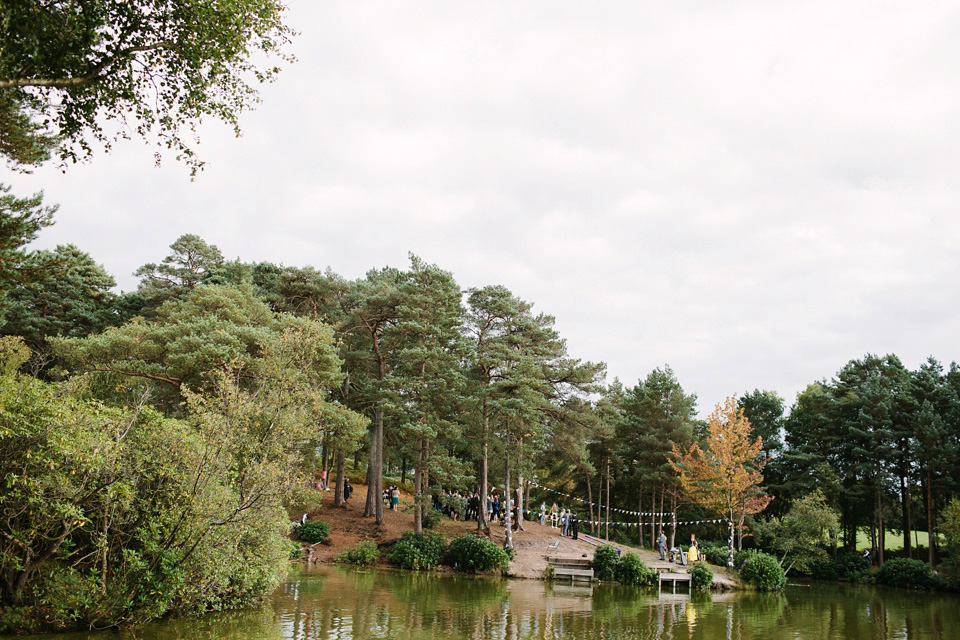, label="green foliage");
[874,558,936,590]
[421,508,442,530]
[444,535,510,574]
[0,370,296,632]
[758,489,839,575]
[741,551,786,591]
[699,540,729,566]
[334,541,380,566]
[690,562,714,590]
[592,545,621,581]
[299,521,330,545]
[1,244,118,368]
[0,1,295,173]
[0,185,55,321]
[614,552,656,586]
[388,532,447,570]
[940,497,960,585]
